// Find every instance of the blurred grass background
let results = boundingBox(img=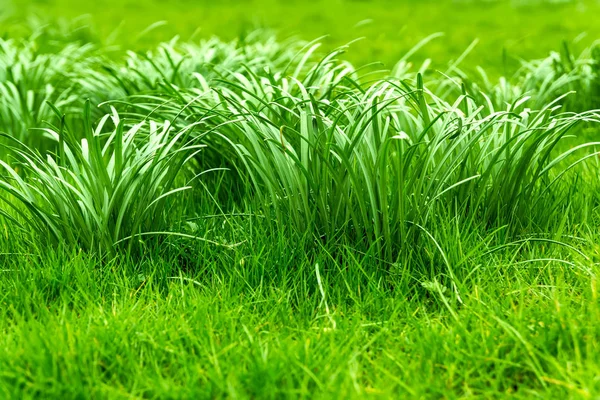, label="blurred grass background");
[2,0,600,75]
